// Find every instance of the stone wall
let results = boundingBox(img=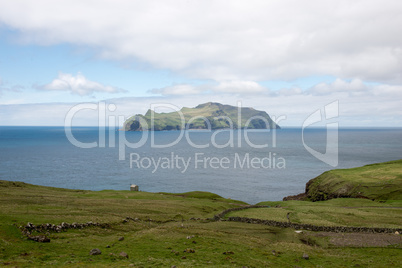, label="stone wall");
[213,205,401,234]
